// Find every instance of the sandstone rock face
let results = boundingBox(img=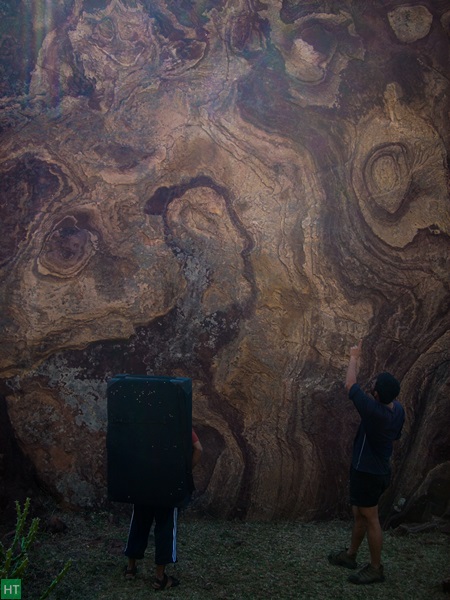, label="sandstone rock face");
[0,0,449,520]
